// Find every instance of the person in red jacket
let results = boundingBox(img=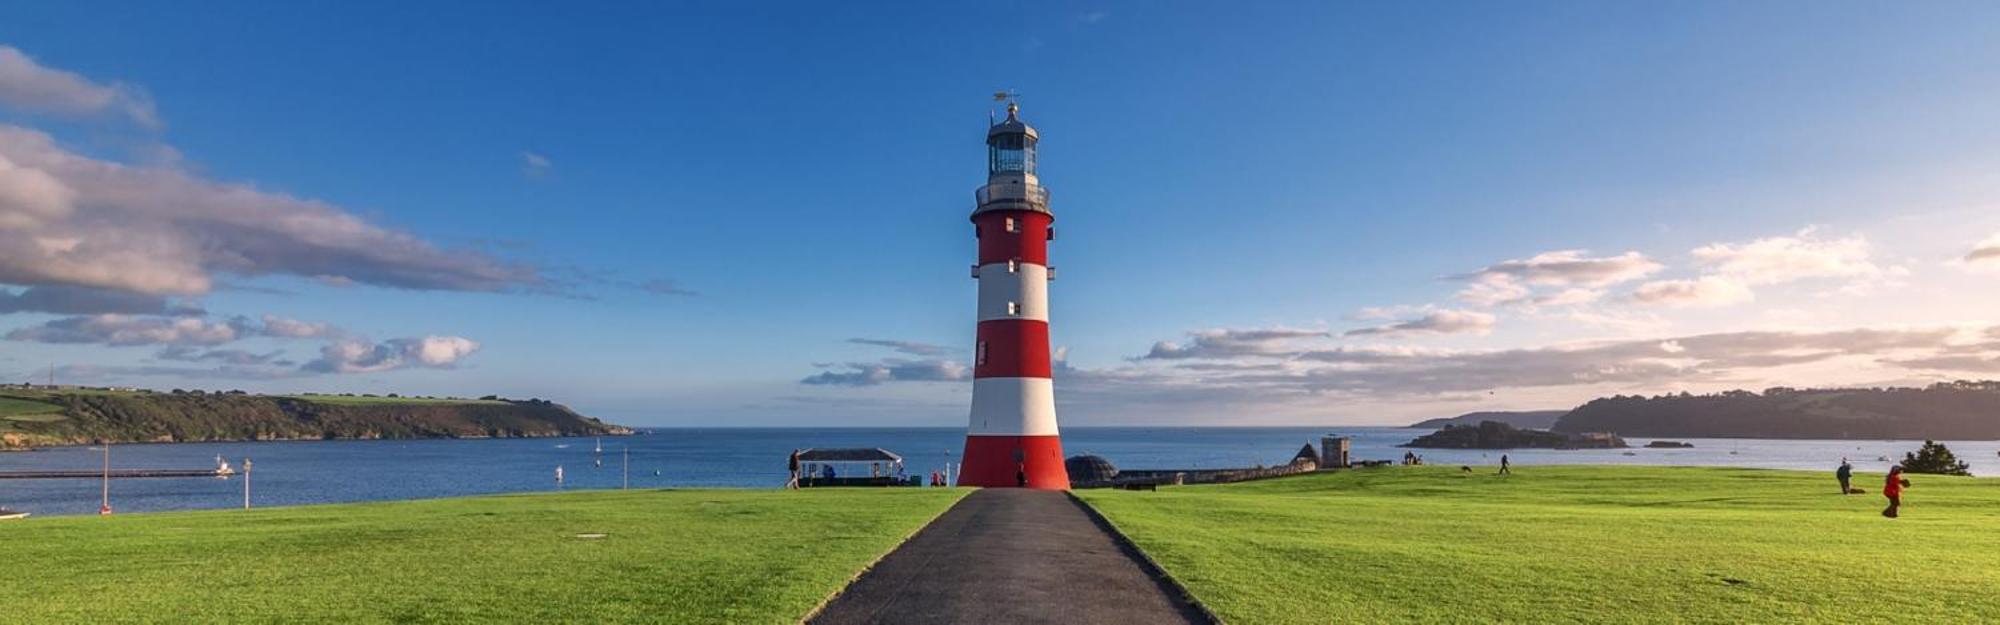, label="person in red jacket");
[1882,466,1910,518]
